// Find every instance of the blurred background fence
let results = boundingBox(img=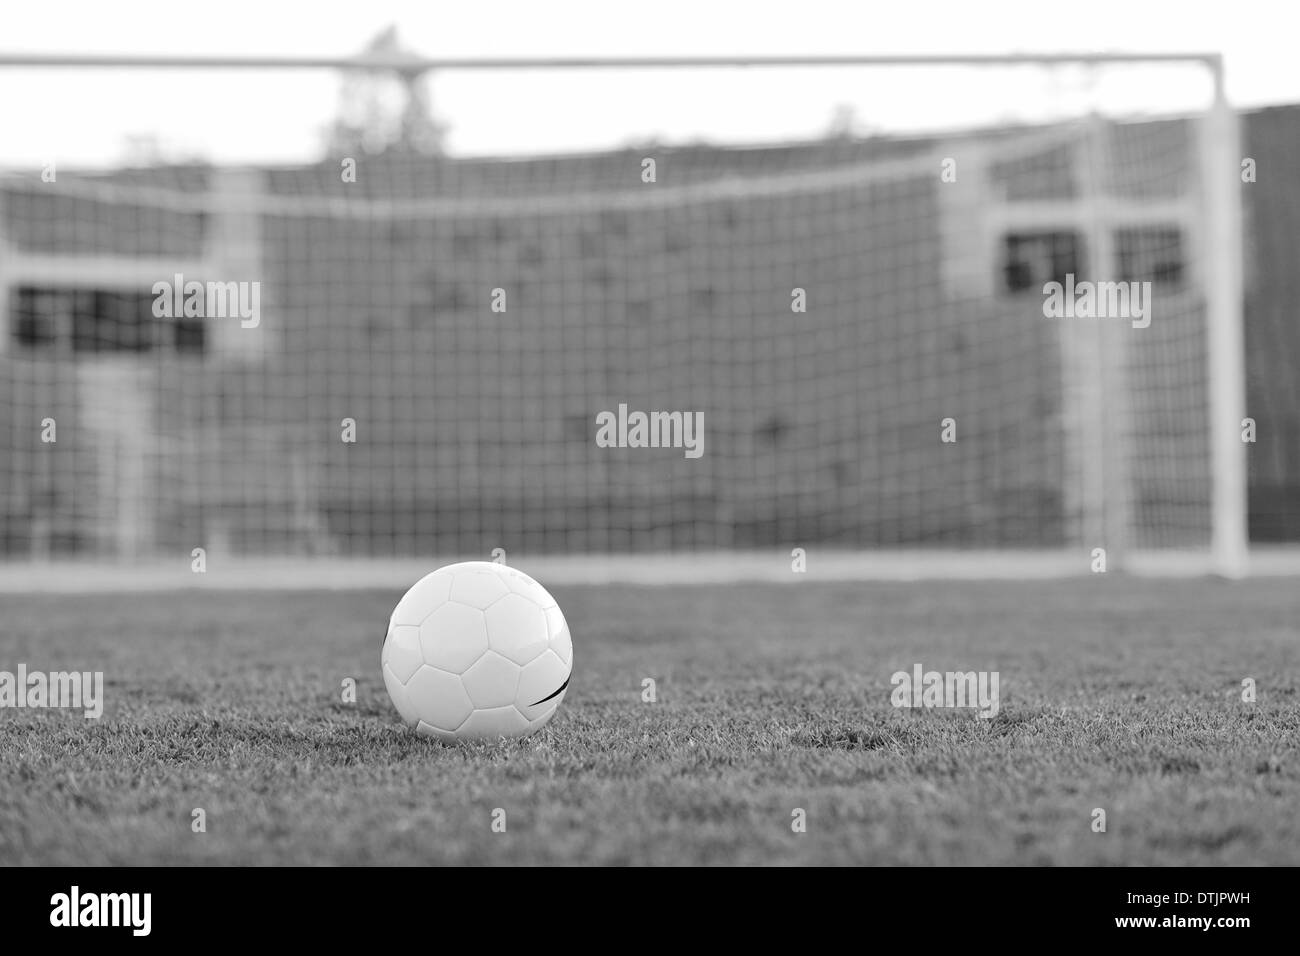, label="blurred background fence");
[0,53,1295,567]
